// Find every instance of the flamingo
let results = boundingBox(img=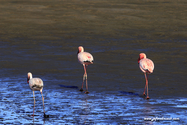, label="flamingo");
[27,72,48,117]
[138,53,154,99]
[77,46,94,94]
